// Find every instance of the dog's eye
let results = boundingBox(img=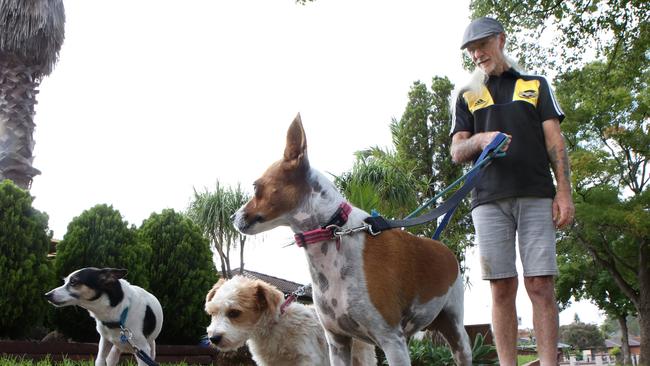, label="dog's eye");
[69,279,79,287]
[226,309,241,319]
